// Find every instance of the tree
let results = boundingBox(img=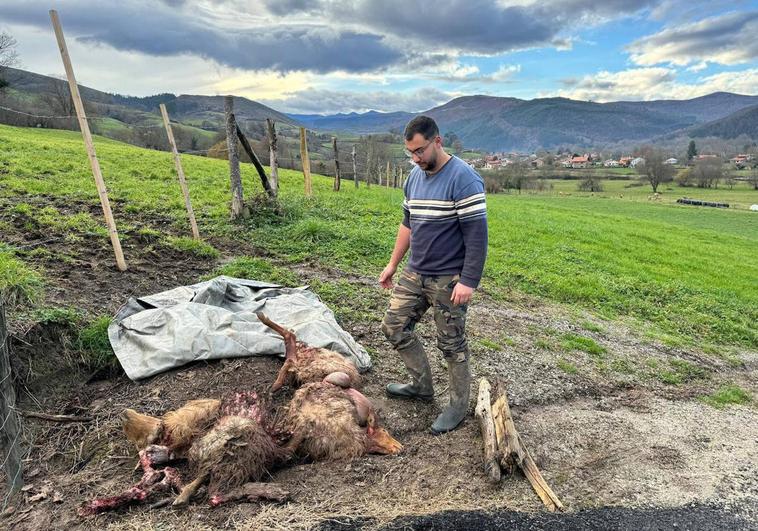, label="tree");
[688,158,723,188]
[0,31,19,89]
[686,140,697,161]
[41,77,74,116]
[748,168,758,190]
[637,147,674,193]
